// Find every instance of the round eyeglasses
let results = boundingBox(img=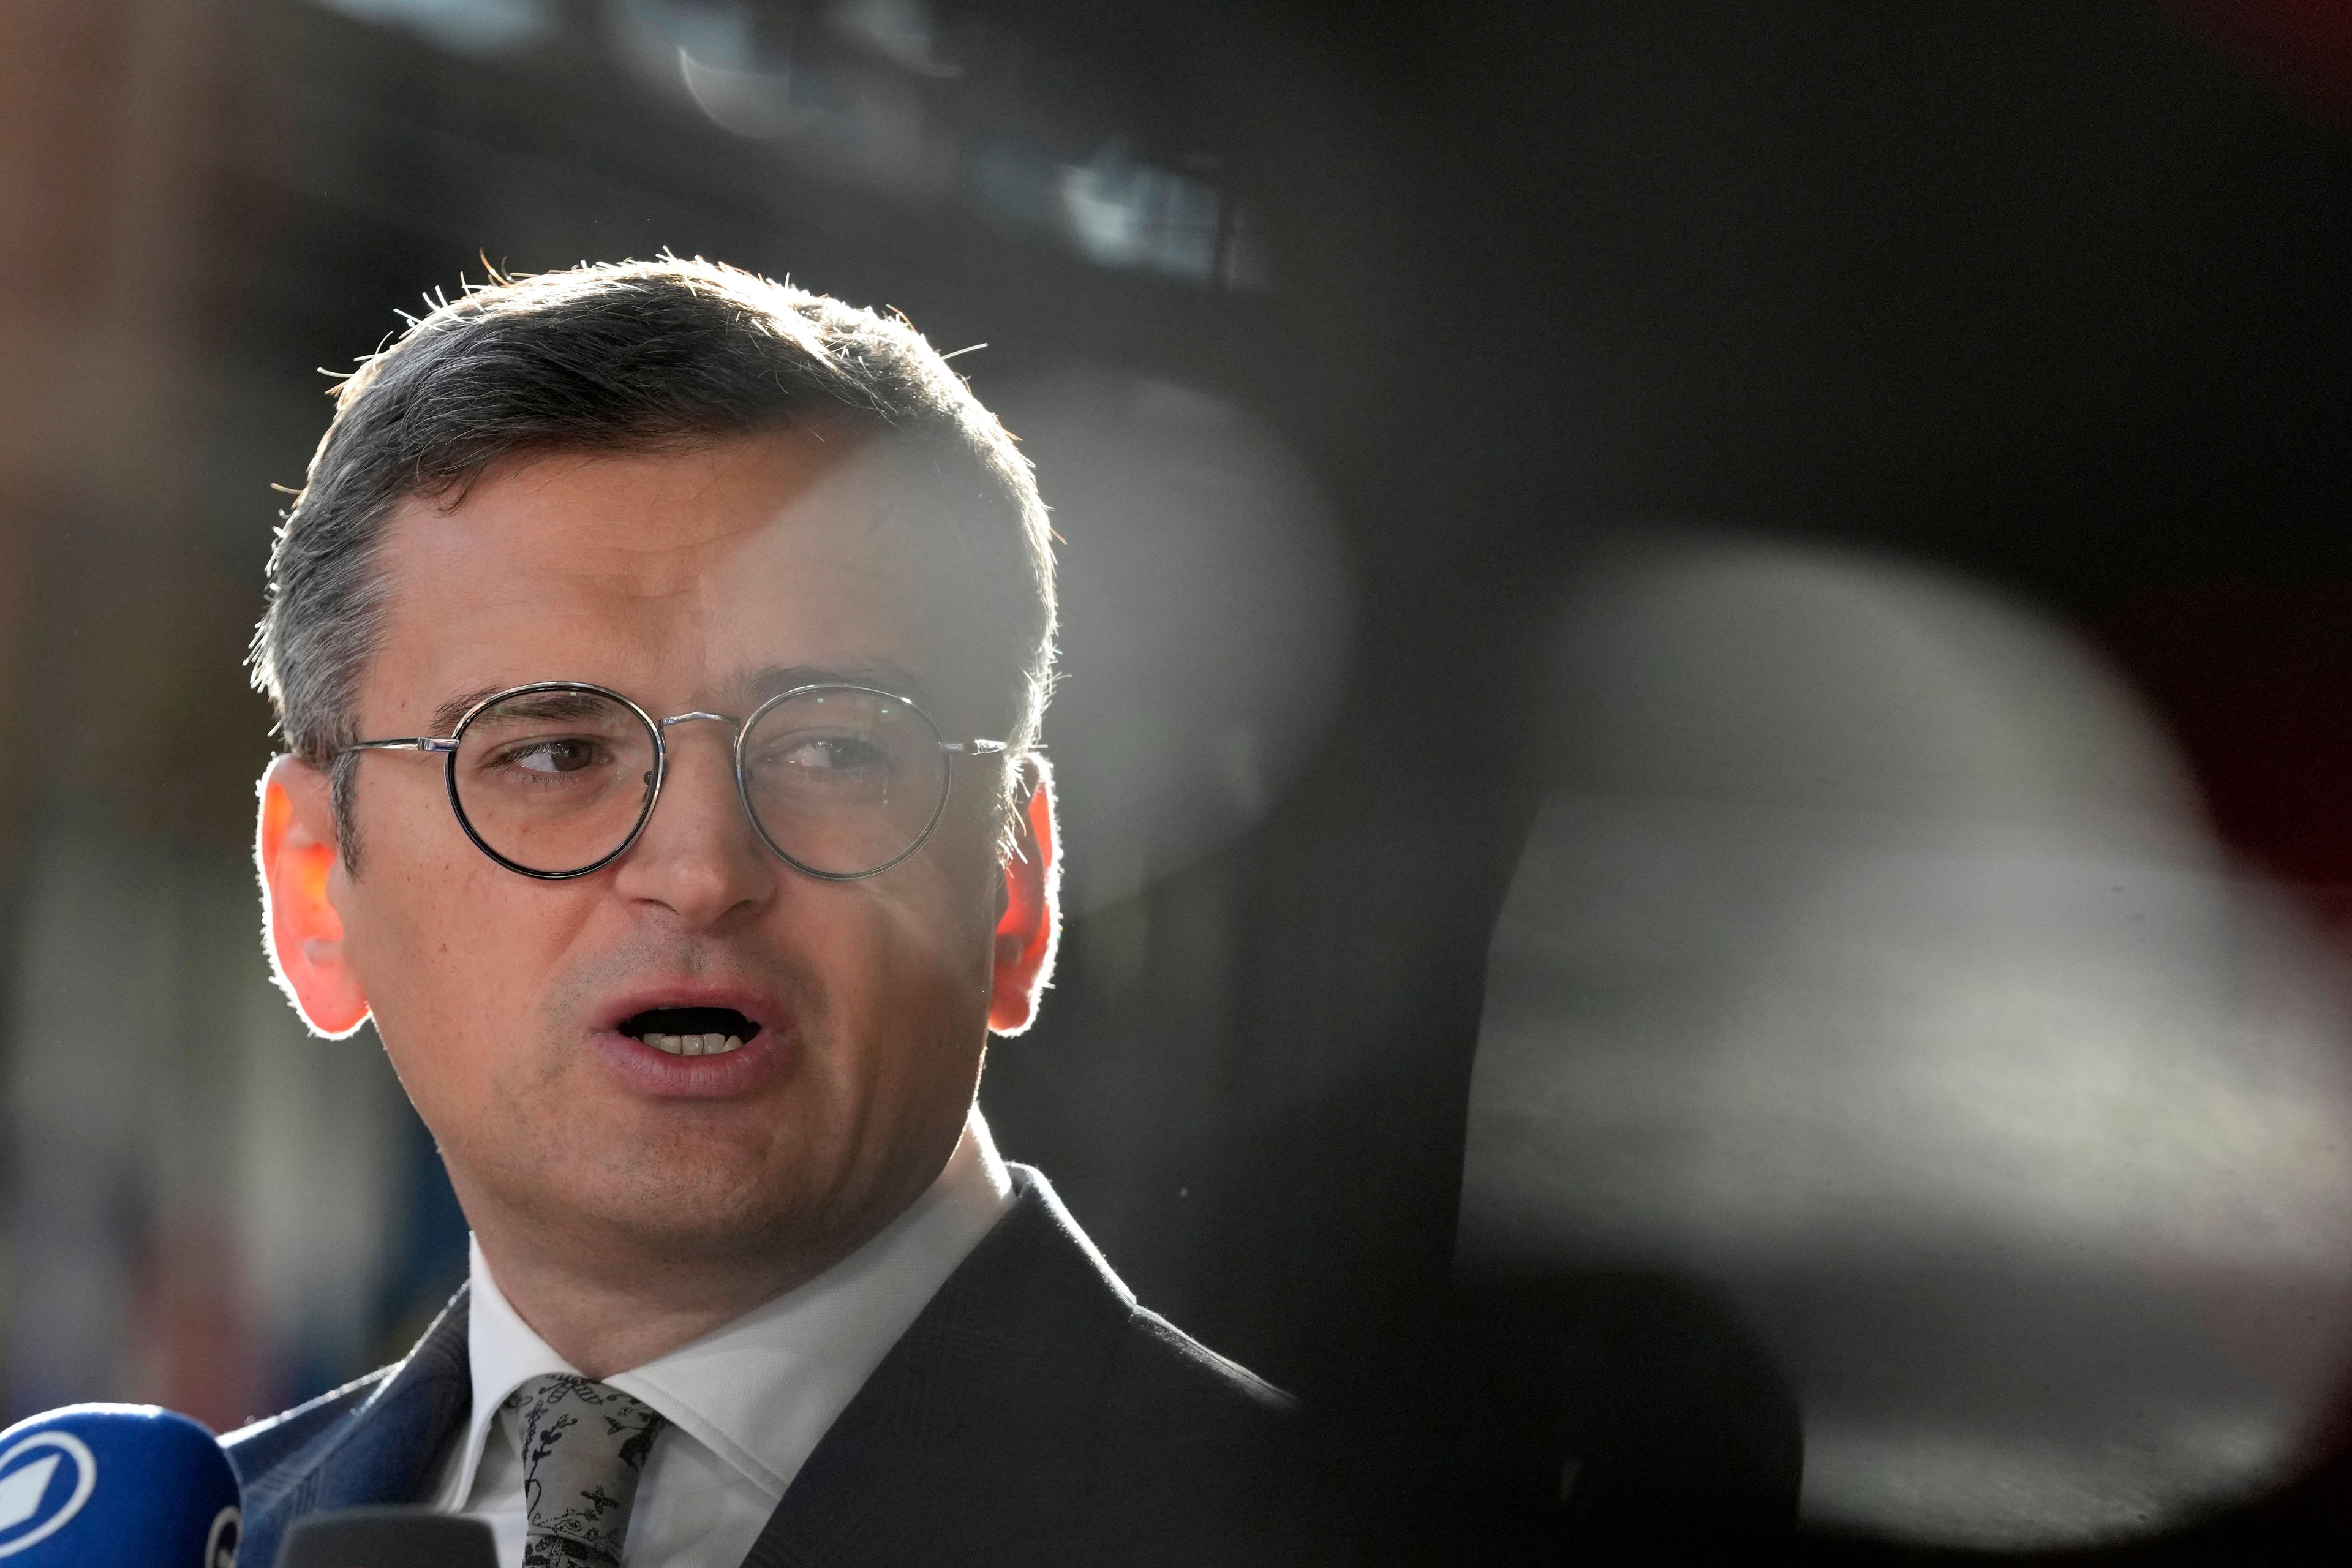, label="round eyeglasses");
[346,682,1006,881]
